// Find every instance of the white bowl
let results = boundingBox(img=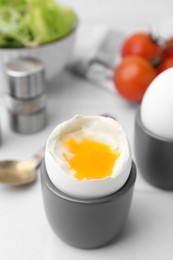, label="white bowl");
[0,25,77,88]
